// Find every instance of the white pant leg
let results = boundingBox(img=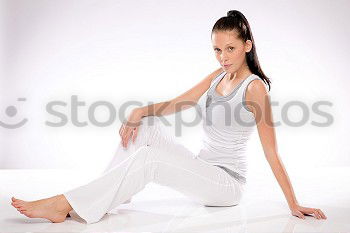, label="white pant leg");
[101,116,178,174]
[101,116,177,204]
[63,116,244,224]
[63,116,179,223]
